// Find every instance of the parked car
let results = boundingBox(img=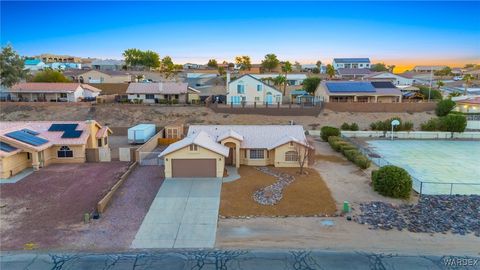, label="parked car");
[453,76,463,81]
